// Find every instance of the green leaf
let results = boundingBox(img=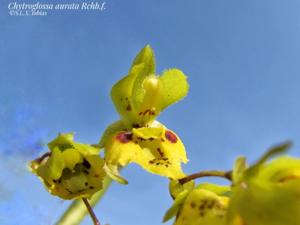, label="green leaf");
[159,69,189,111]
